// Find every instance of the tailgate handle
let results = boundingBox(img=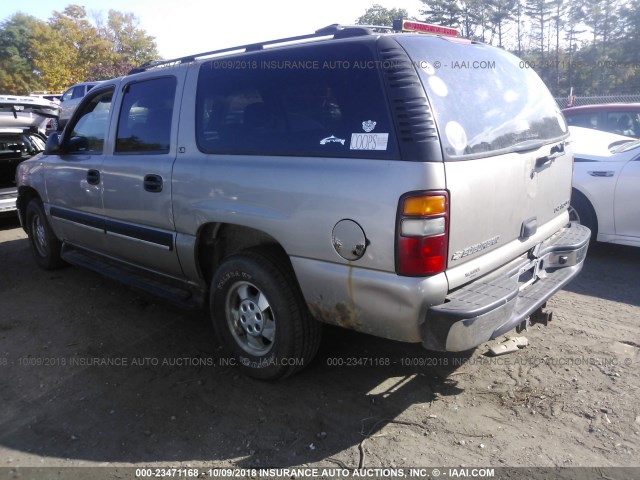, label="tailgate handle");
[535,143,565,169]
[520,217,537,239]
